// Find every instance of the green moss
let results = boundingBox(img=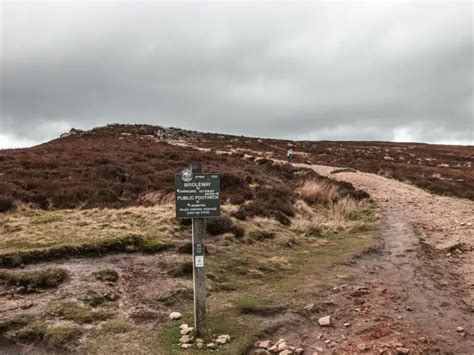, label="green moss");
[100,318,133,334]
[13,323,46,344]
[353,201,379,223]
[0,314,35,334]
[47,300,112,323]
[45,326,83,349]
